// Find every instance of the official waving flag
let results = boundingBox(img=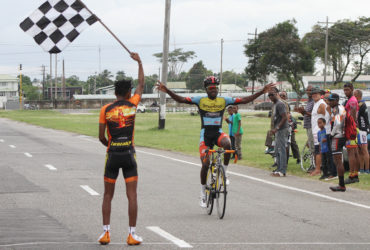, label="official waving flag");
[20,0,98,54]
